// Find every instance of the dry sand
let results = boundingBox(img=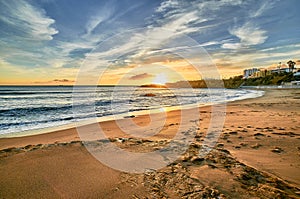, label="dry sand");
[0,89,299,198]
